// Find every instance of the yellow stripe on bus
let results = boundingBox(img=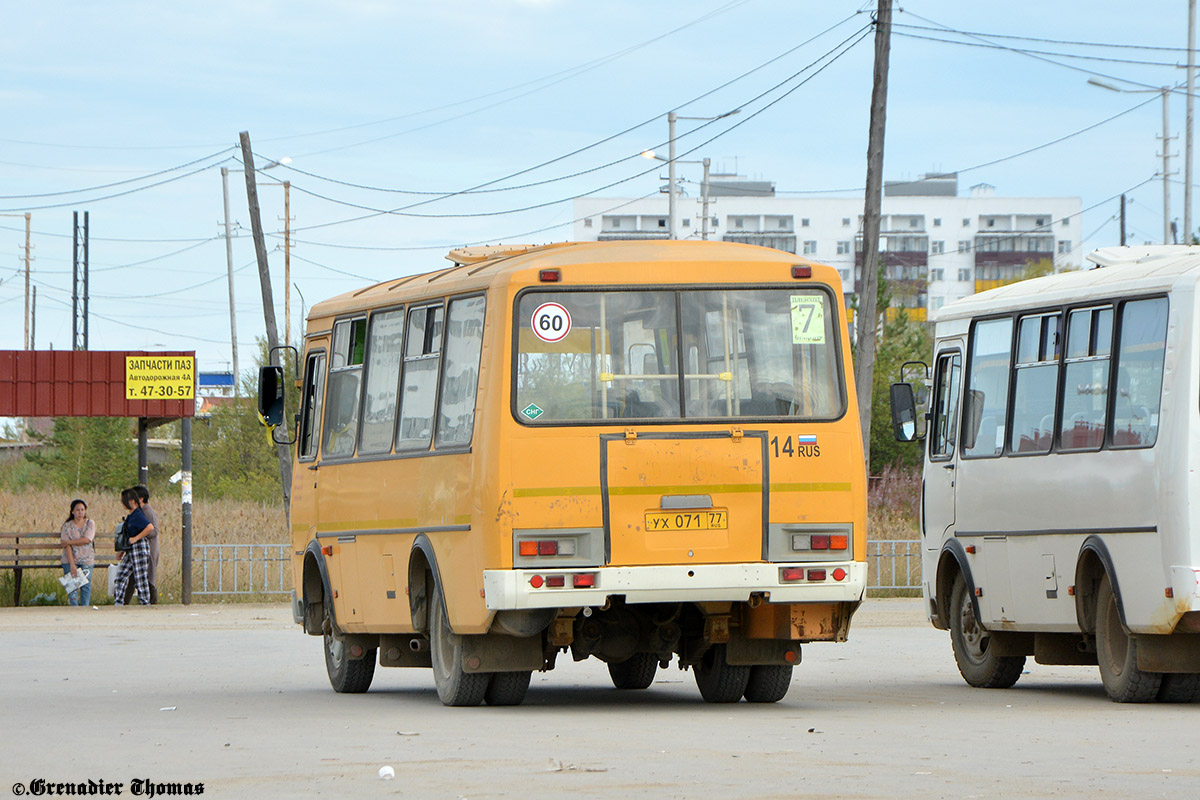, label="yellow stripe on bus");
[514,482,852,498]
